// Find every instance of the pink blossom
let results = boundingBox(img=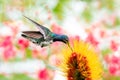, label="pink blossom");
[104,54,111,63]
[109,15,116,26]
[69,36,80,46]
[111,55,120,64]
[0,36,16,60]
[100,30,106,38]
[86,33,99,46]
[18,38,29,49]
[39,48,49,58]
[49,54,61,66]
[0,36,12,47]
[51,23,65,34]
[38,69,49,80]
[32,49,40,58]
[3,46,16,61]
[109,64,117,75]
[105,54,120,76]
[110,40,119,51]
